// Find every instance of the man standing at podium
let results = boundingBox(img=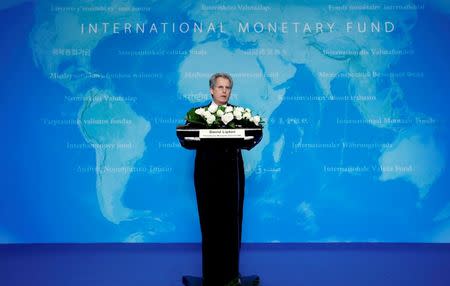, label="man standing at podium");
[192,72,246,286]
